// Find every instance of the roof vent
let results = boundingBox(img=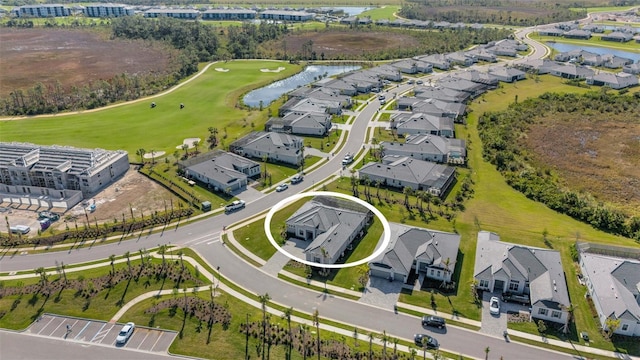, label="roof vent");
[554,285,557,292]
